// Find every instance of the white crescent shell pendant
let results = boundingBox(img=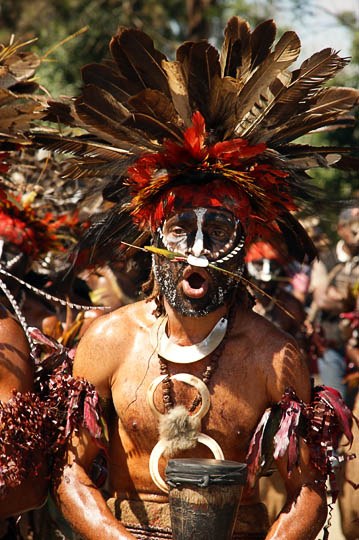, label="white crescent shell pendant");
[146,373,211,420]
[150,316,228,363]
[147,372,225,492]
[149,434,225,493]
